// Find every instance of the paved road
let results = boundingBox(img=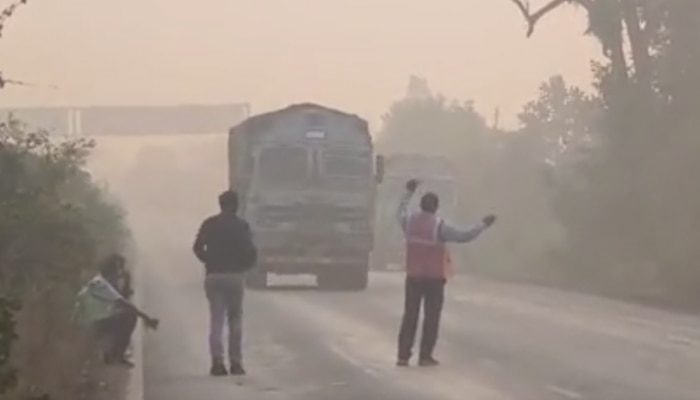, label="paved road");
[141,250,700,400]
